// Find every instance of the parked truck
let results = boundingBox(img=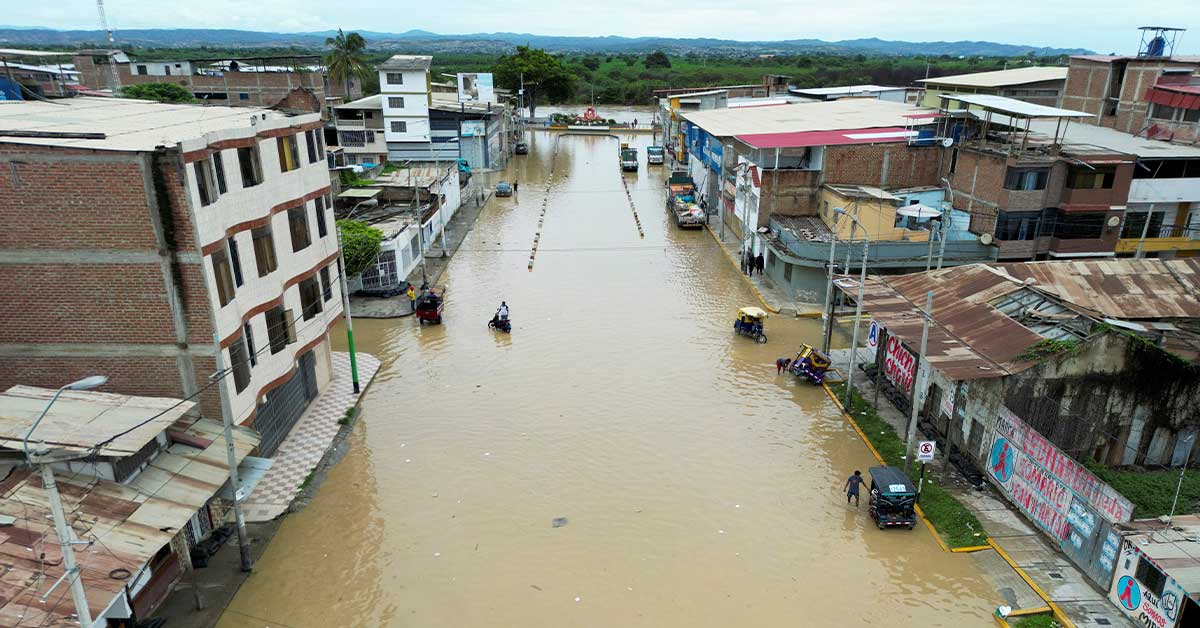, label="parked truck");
[620,142,639,172]
[666,171,706,229]
[646,146,664,165]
